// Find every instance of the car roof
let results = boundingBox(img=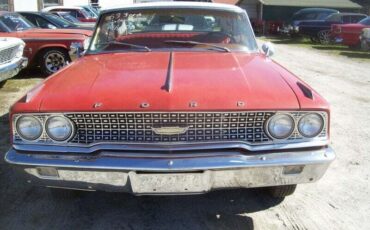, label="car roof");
[333,12,367,16]
[102,2,245,14]
[43,6,84,11]
[17,11,51,16]
[297,8,339,13]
